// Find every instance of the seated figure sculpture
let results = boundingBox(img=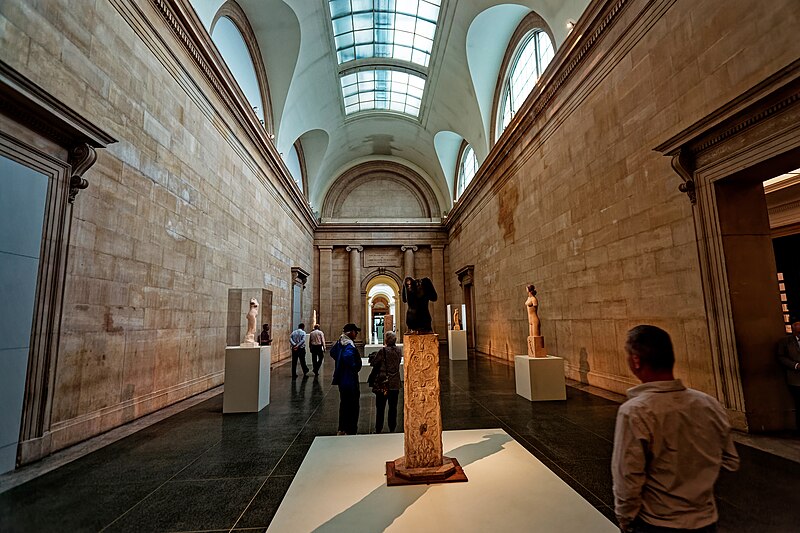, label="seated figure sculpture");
[402,277,438,334]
